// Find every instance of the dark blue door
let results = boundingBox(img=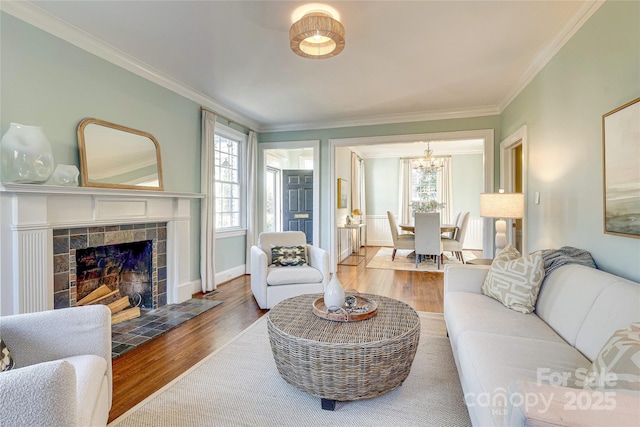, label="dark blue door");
[282,170,313,244]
